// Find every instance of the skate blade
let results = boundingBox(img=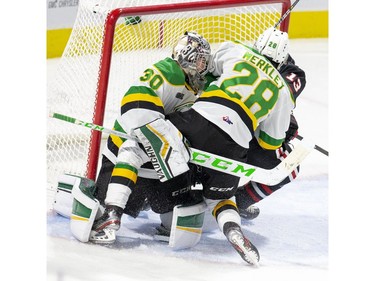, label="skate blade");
[89,228,116,244]
[154,234,170,243]
[231,235,260,267]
